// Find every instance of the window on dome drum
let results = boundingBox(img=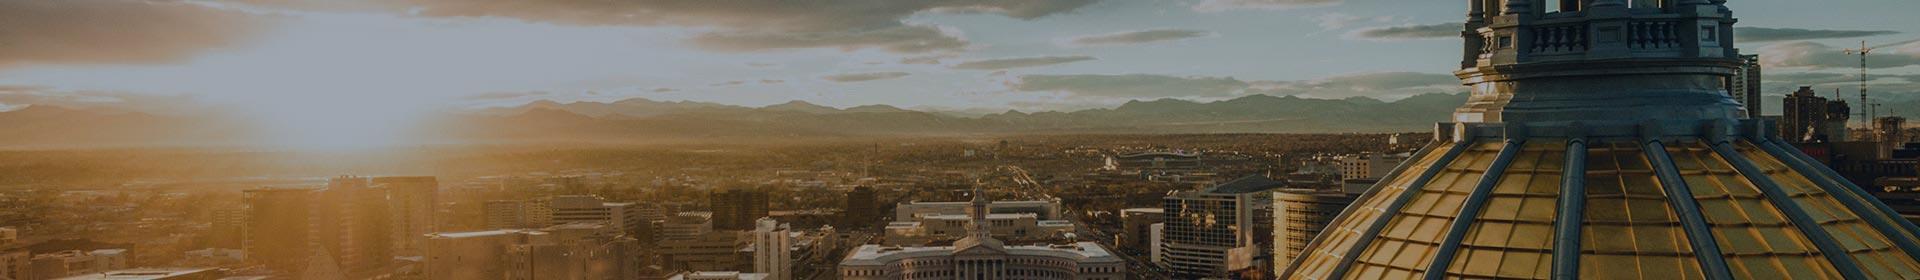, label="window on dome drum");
[1445,140,1565,279]
[1290,141,1459,279]
[1734,141,1920,279]
[1346,141,1503,279]
[1666,141,1843,279]
[1579,141,1702,280]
